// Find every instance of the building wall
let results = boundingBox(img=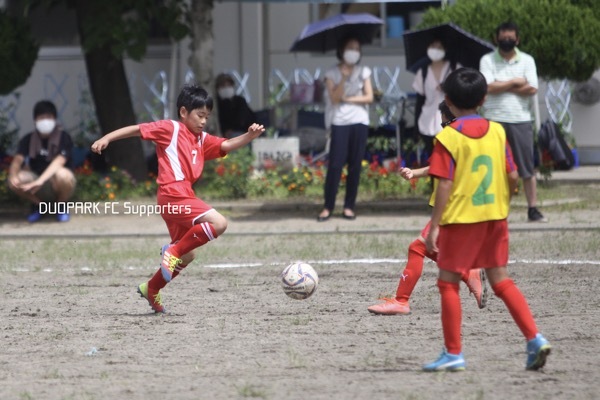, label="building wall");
[3,46,173,147]
[570,70,600,164]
